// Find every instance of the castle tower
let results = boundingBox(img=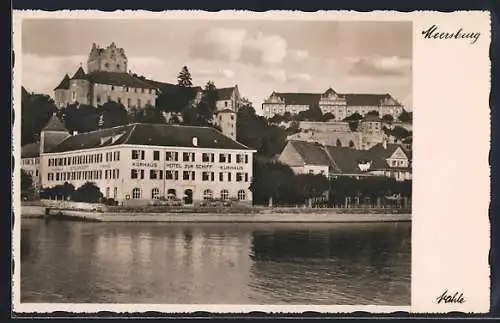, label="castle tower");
[87,42,128,74]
